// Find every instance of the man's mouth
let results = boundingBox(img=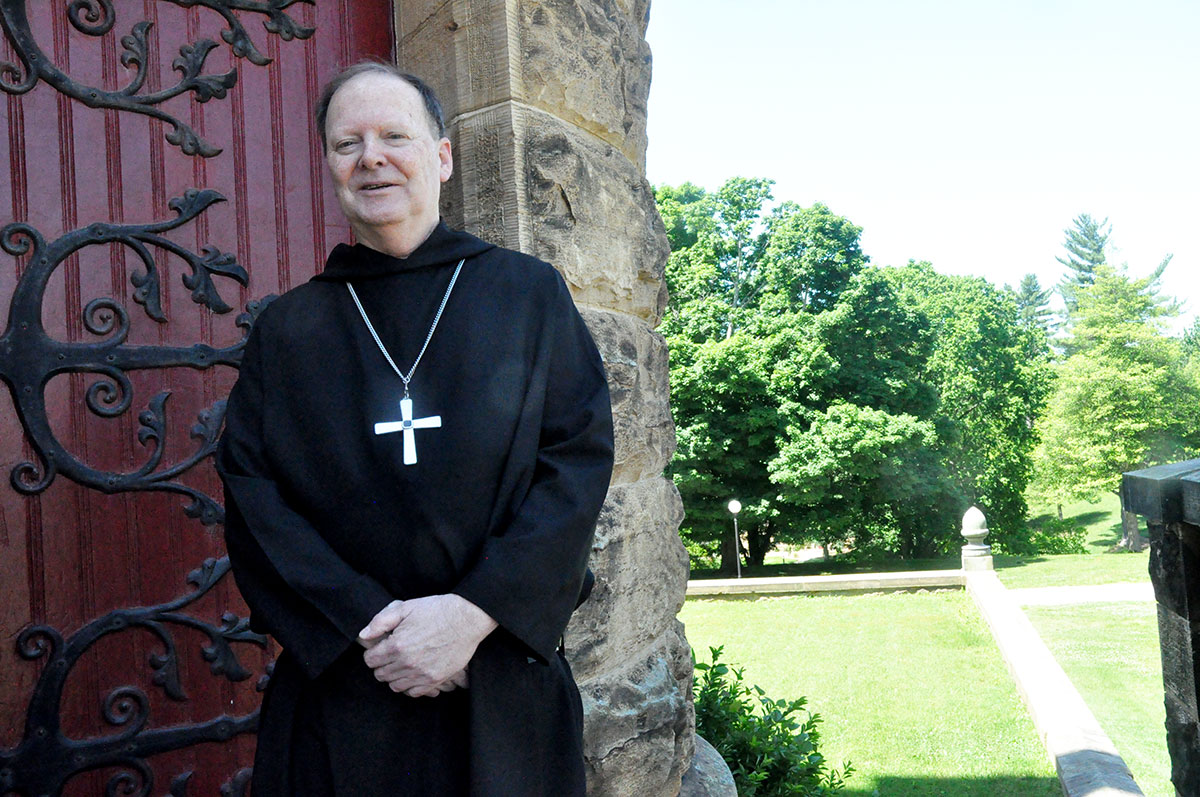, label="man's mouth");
[359,182,395,191]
